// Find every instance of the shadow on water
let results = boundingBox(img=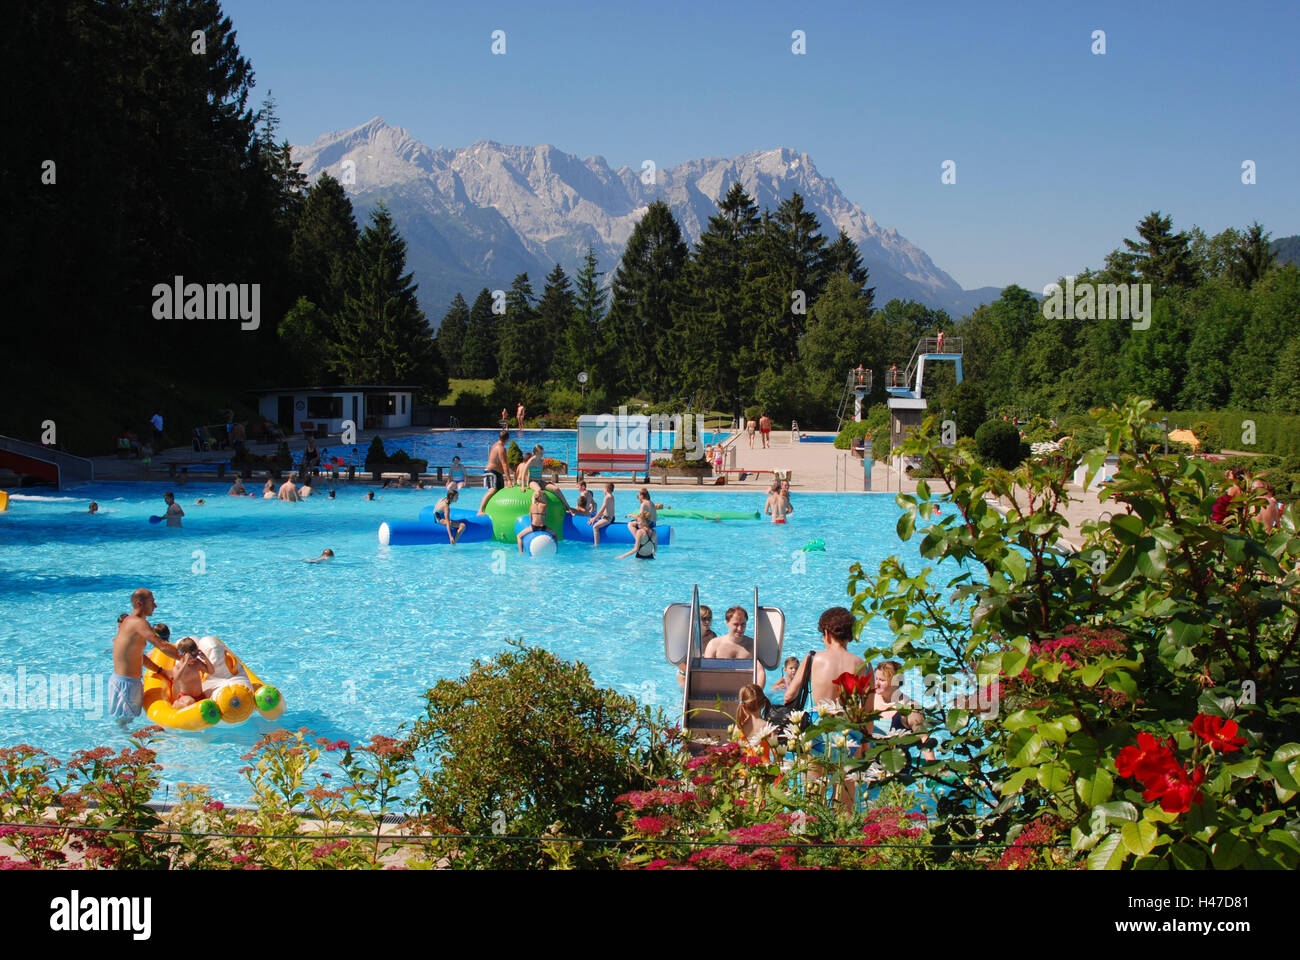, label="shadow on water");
[0,570,145,597]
